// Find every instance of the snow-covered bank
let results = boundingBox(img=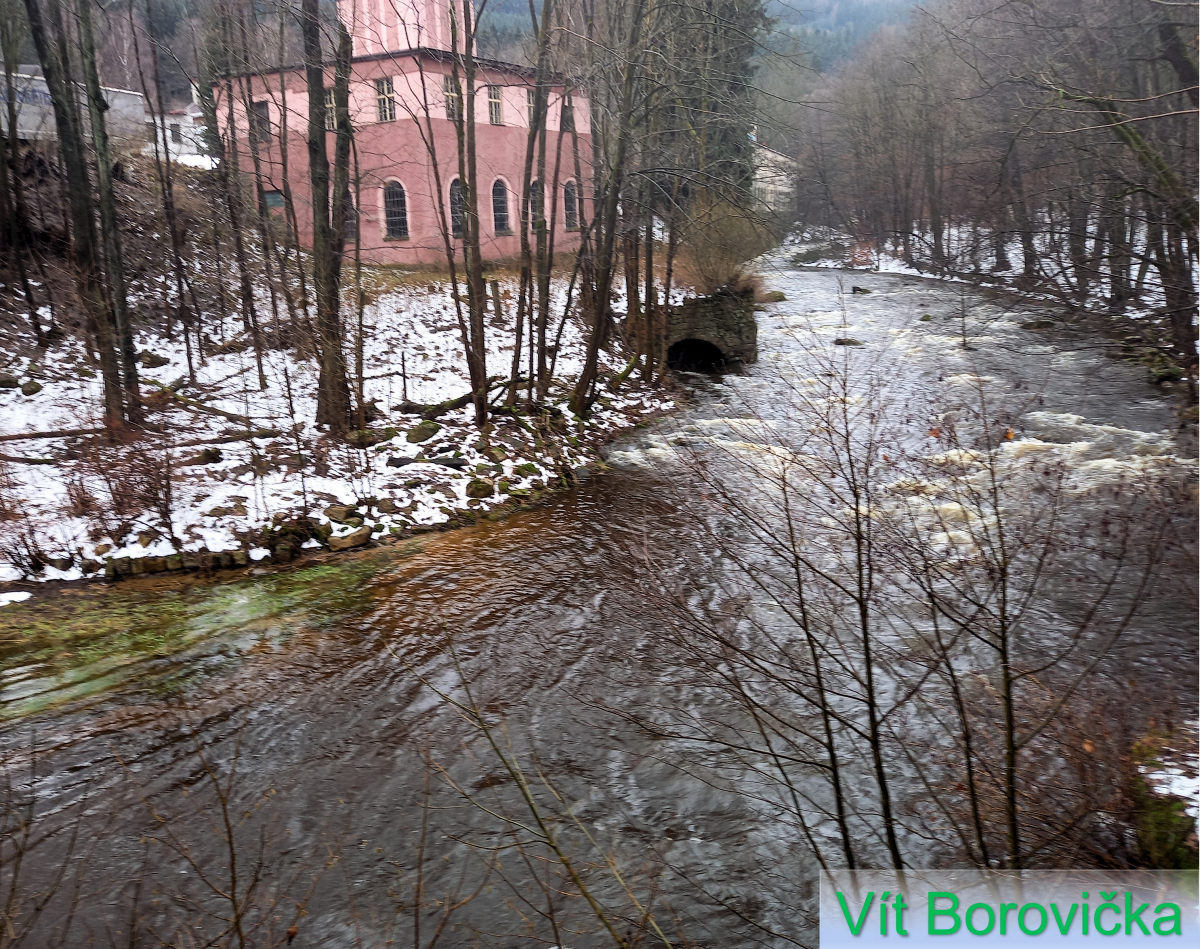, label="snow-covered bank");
[0,275,675,589]
[781,226,1183,329]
